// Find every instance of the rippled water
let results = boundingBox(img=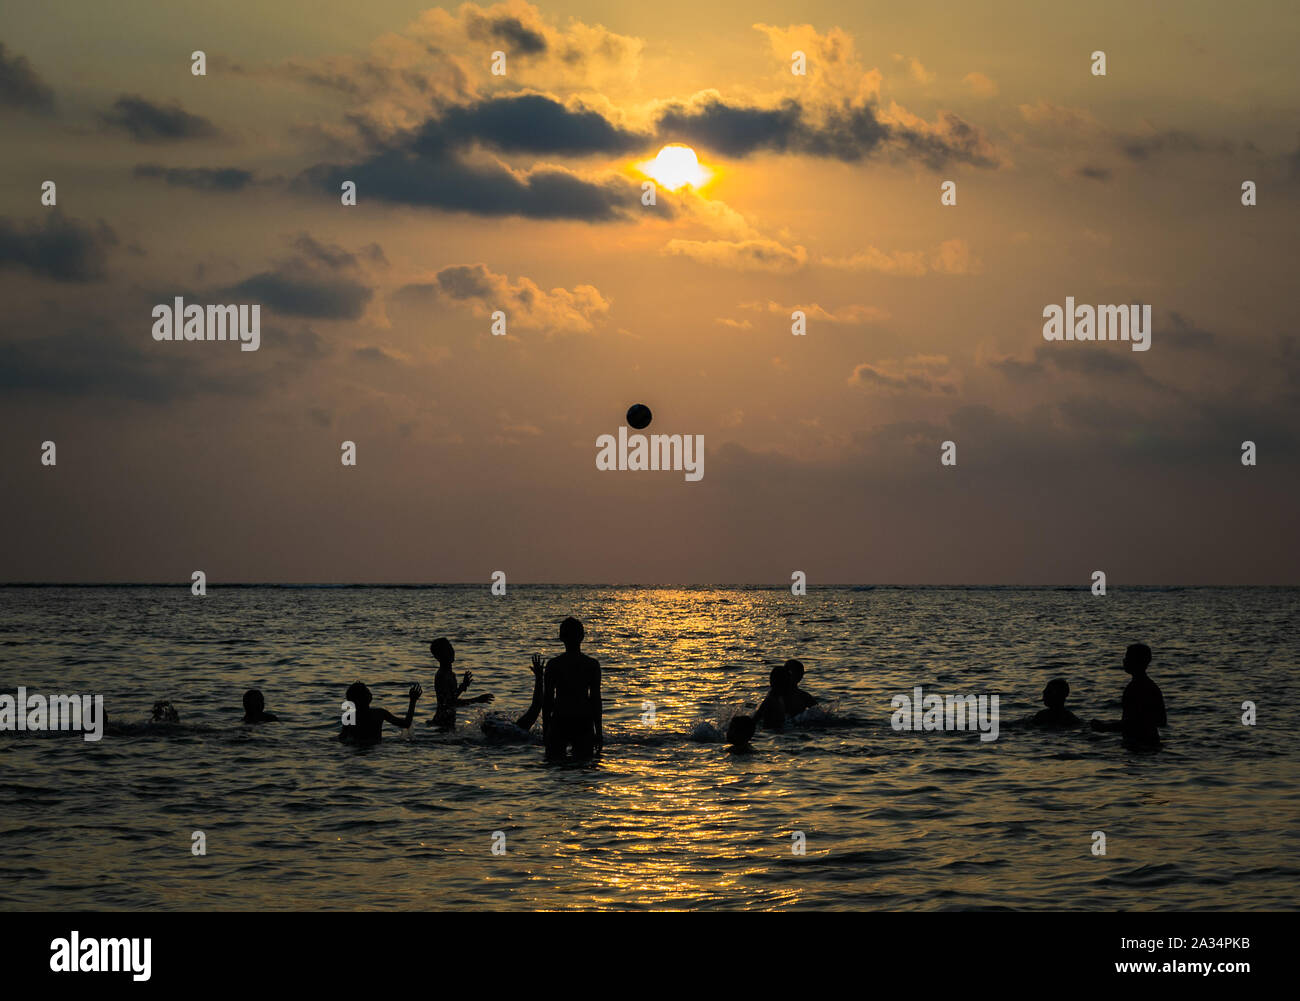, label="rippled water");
[1,585,1296,910]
